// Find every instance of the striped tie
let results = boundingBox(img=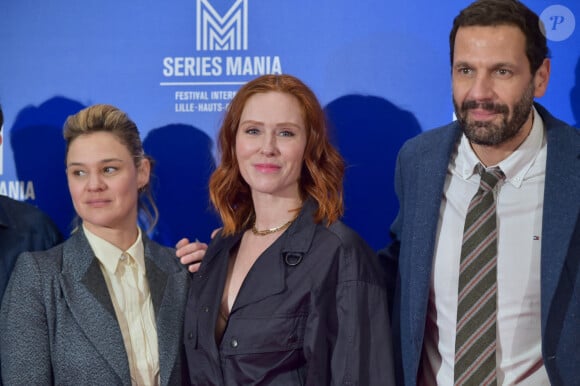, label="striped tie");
[454,164,504,386]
